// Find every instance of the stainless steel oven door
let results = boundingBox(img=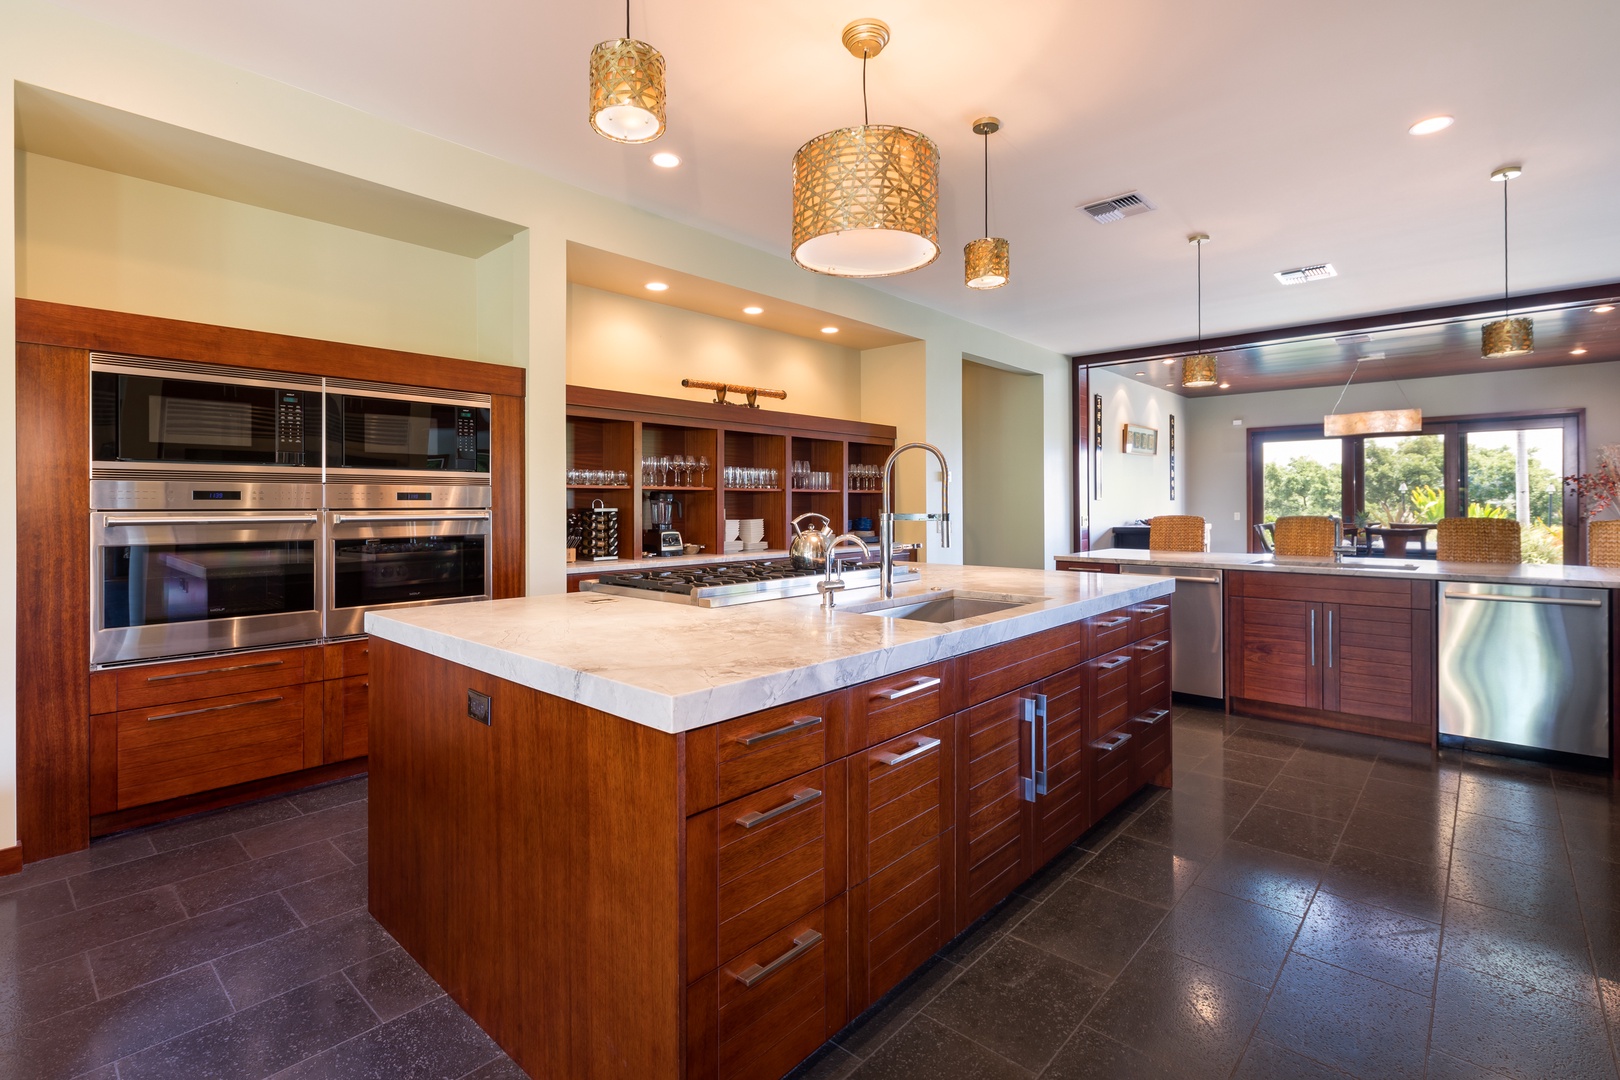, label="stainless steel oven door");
[91,512,323,665]
[324,510,492,637]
